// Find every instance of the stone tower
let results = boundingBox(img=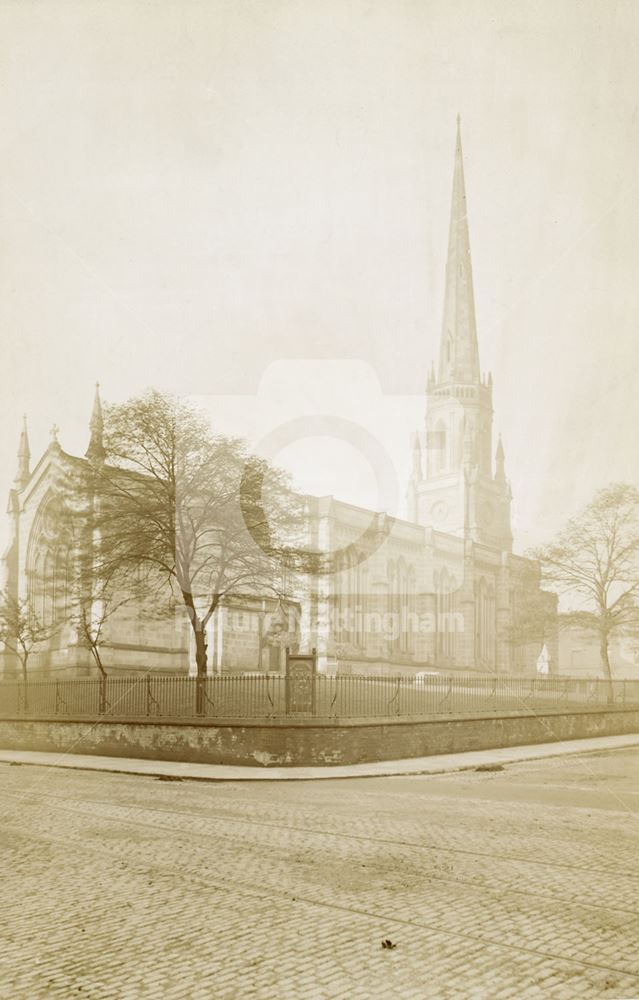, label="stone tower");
[408,118,512,551]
